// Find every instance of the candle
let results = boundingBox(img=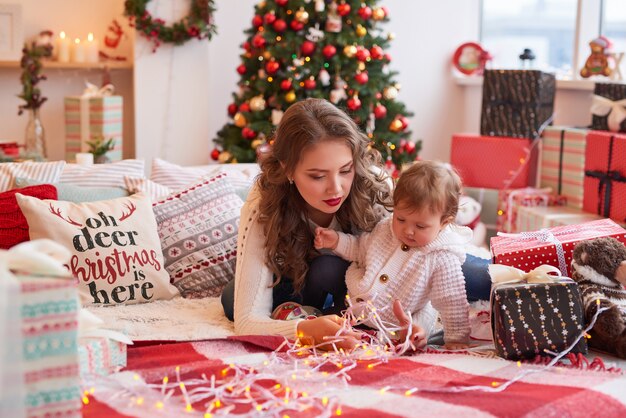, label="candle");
[85,33,99,63]
[75,152,94,166]
[56,31,70,62]
[72,38,85,63]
